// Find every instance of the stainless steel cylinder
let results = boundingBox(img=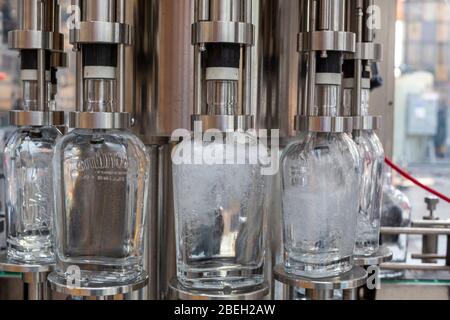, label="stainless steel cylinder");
[82,0,117,22]
[128,0,194,140]
[84,79,117,112]
[18,0,40,30]
[206,80,238,115]
[317,0,346,32]
[256,0,300,137]
[210,0,242,22]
